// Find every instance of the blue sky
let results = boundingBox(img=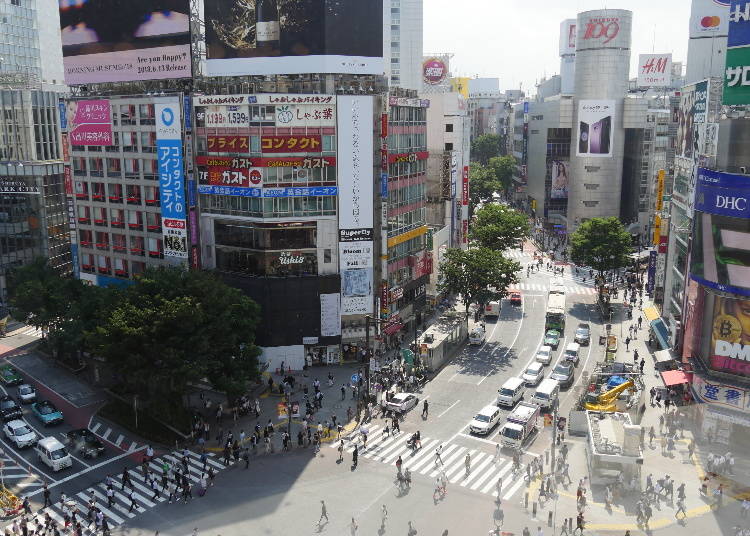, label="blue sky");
[424,0,692,93]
